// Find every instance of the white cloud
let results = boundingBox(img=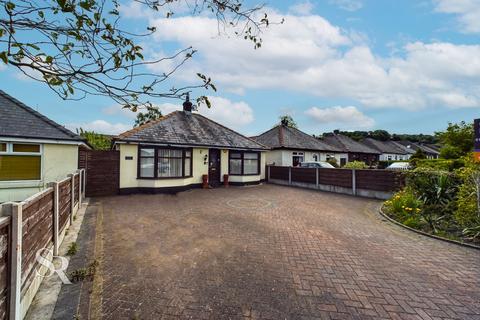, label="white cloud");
[289,1,315,15]
[143,9,480,111]
[102,96,254,130]
[434,0,480,33]
[305,106,375,129]
[197,96,254,129]
[329,0,363,11]
[66,120,132,135]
